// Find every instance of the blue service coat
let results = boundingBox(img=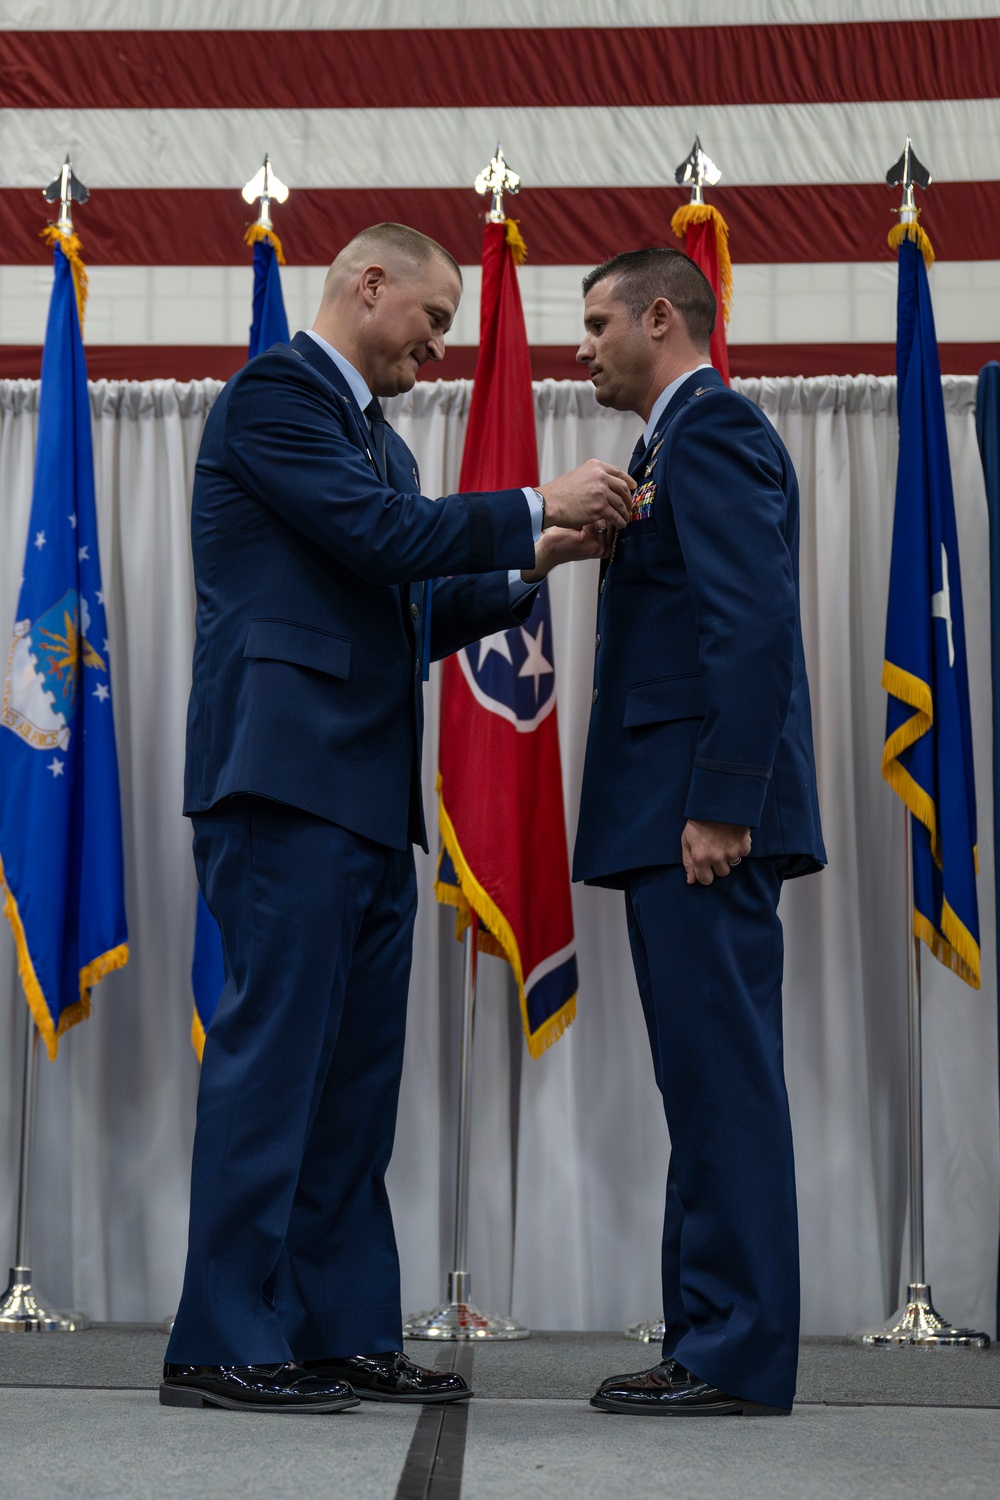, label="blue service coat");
[184,331,537,851]
[573,367,826,886]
